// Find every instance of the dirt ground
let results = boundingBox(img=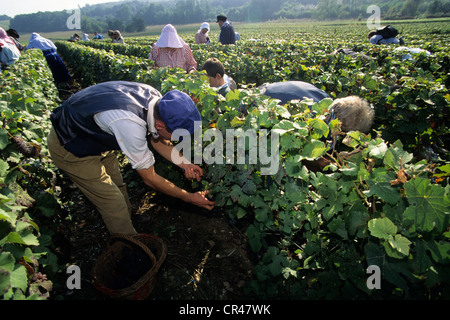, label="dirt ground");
[51,168,256,300]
